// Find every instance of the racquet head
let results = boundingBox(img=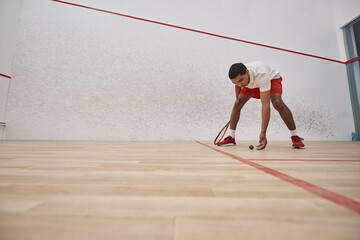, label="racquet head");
[214,120,230,145]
